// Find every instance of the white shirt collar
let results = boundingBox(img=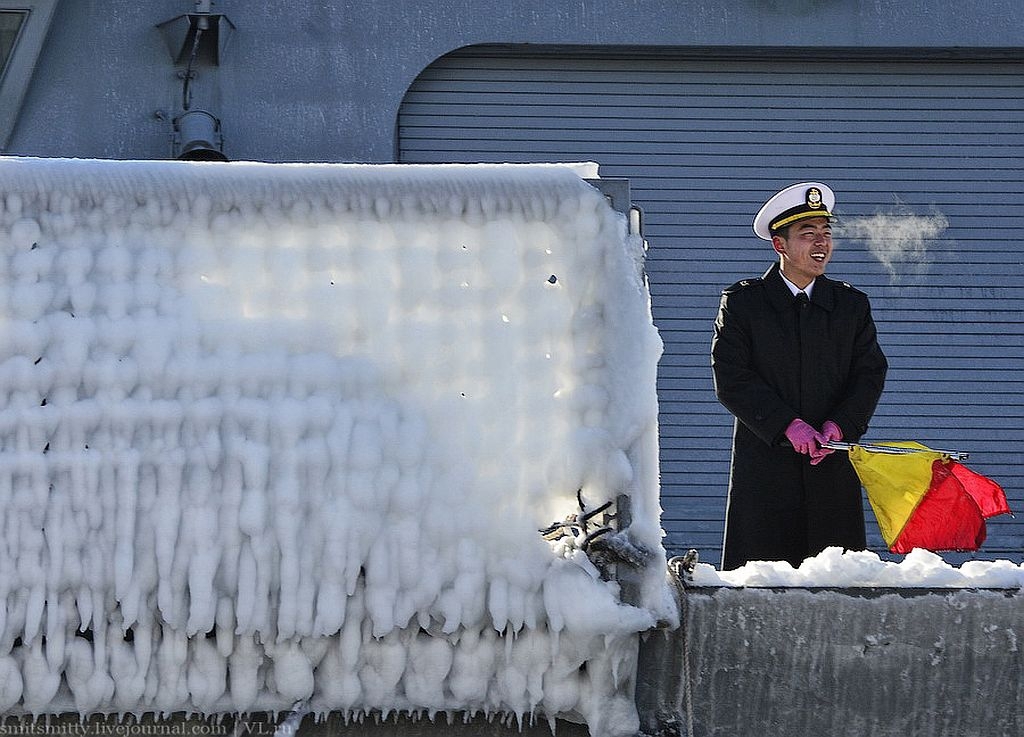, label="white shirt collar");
[780,271,815,299]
